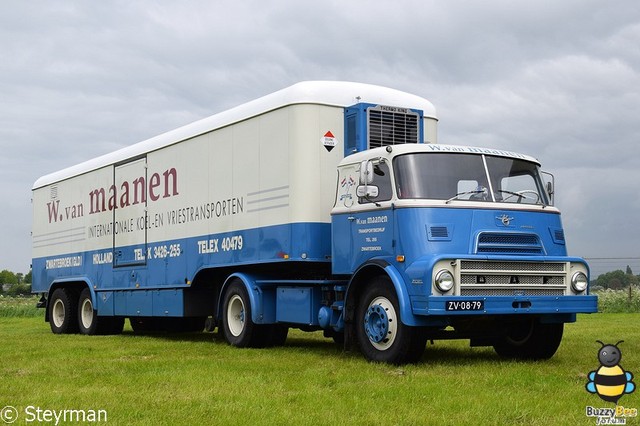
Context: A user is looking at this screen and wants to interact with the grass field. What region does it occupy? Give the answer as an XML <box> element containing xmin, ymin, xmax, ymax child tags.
<box><xmin>0</xmin><ymin>301</ymin><xmax>638</xmax><ymax>425</ymax></box>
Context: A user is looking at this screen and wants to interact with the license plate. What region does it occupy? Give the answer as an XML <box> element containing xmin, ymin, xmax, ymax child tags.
<box><xmin>446</xmin><ymin>300</ymin><xmax>484</xmax><ymax>311</ymax></box>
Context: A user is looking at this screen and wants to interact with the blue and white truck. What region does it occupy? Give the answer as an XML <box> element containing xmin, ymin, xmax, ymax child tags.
<box><xmin>32</xmin><ymin>81</ymin><xmax>597</xmax><ymax>364</ymax></box>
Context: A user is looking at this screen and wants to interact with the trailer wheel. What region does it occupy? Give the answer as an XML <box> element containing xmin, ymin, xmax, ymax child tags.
<box><xmin>221</xmin><ymin>280</ymin><xmax>263</xmax><ymax>348</ymax></box>
<box><xmin>49</xmin><ymin>288</ymin><xmax>79</xmax><ymax>334</ymax></box>
<box><xmin>78</xmin><ymin>288</ymin><xmax>124</xmax><ymax>335</ymax></box>
<box><xmin>355</xmin><ymin>276</ymin><xmax>426</xmax><ymax>364</ymax></box>
<box><xmin>493</xmin><ymin>319</ymin><xmax>563</xmax><ymax>360</ymax></box>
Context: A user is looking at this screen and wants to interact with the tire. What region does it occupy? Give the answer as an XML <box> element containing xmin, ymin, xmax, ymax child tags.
<box><xmin>78</xmin><ymin>288</ymin><xmax>124</xmax><ymax>335</ymax></box>
<box><xmin>355</xmin><ymin>276</ymin><xmax>427</xmax><ymax>364</ymax></box>
<box><xmin>221</xmin><ymin>280</ymin><xmax>267</xmax><ymax>348</ymax></box>
<box><xmin>49</xmin><ymin>288</ymin><xmax>79</xmax><ymax>334</ymax></box>
<box><xmin>493</xmin><ymin>319</ymin><xmax>563</xmax><ymax>360</ymax></box>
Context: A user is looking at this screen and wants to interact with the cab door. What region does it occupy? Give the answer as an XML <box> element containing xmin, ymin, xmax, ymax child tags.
<box><xmin>331</xmin><ymin>160</ymin><xmax>395</xmax><ymax>274</ymax></box>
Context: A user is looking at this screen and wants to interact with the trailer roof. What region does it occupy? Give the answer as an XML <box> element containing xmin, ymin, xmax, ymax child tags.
<box><xmin>32</xmin><ymin>81</ymin><xmax>437</xmax><ymax>189</ymax></box>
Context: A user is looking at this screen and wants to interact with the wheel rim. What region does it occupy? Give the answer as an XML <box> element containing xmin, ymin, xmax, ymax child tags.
<box><xmin>227</xmin><ymin>294</ymin><xmax>245</xmax><ymax>337</ymax></box>
<box><xmin>52</xmin><ymin>299</ymin><xmax>65</xmax><ymax>328</ymax></box>
<box><xmin>80</xmin><ymin>298</ymin><xmax>94</xmax><ymax>329</ymax></box>
<box><xmin>364</xmin><ymin>296</ymin><xmax>397</xmax><ymax>351</ymax></box>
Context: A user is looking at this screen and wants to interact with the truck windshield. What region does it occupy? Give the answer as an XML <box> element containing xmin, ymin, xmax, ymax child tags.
<box><xmin>393</xmin><ymin>153</ymin><xmax>549</xmax><ymax>205</ymax></box>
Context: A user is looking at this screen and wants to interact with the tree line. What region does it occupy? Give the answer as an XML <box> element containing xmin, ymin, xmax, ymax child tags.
<box><xmin>591</xmin><ymin>266</ymin><xmax>639</xmax><ymax>290</ymax></box>
<box><xmin>0</xmin><ymin>269</ymin><xmax>32</xmax><ymax>296</ymax></box>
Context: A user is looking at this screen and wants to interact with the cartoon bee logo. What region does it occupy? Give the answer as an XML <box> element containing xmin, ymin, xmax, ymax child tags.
<box><xmin>586</xmin><ymin>340</ymin><xmax>636</xmax><ymax>403</ymax></box>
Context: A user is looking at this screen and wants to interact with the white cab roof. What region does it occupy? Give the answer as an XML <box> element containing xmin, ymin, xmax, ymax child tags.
<box><xmin>340</xmin><ymin>144</ymin><xmax>540</xmax><ymax>165</ymax></box>
<box><xmin>33</xmin><ymin>81</ymin><xmax>437</xmax><ymax>189</ymax></box>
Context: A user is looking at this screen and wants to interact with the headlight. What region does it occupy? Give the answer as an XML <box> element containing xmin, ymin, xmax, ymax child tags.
<box><xmin>435</xmin><ymin>270</ymin><xmax>455</xmax><ymax>293</ymax></box>
<box><xmin>571</xmin><ymin>271</ymin><xmax>588</xmax><ymax>293</ymax></box>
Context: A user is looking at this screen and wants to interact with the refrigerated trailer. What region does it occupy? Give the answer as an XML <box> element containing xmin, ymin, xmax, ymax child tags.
<box><xmin>32</xmin><ymin>81</ymin><xmax>597</xmax><ymax>364</ymax></box>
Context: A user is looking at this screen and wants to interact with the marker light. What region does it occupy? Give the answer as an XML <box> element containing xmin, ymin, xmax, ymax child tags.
<box><xmin>571</xmin><ymin>271</ymin><xmax>588</xmax><ymax>293</ymax></box>
<box><xmin>435</xmin><ymin>270</ymin><xmax>454</xmax><ymax>293</ymax></box>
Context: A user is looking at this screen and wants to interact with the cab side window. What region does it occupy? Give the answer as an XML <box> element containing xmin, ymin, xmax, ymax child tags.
<box><xmin>360</xmin><ymin>162</ymin><xmax>392</xmax><ymax>204</ymax></box>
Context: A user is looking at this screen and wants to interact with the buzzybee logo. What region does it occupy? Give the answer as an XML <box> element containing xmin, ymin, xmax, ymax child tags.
<box><xmin>586</xmin><ymin>341</ymin><xmax>635</xmax><ymax>403</ymax></box>
<box><xmin>584</xmin><ymin>340</ymin><xmax>637</xmax><ymax>424</ymax></box>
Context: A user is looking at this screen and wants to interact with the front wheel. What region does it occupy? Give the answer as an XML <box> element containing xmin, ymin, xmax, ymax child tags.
<box><xmin>493</xmin><ymin>319</ymin><xmax>563</xmax><ymax>360</ymax></box>
<box><xmin>355</xmin><ymin>276</ymin><xmax>426</xmax><ymax>364</ymax></box>
<box><xmin>221</xmin><ymin>280</ymin><xmax>268</xmax><ymax>348</ymax></box>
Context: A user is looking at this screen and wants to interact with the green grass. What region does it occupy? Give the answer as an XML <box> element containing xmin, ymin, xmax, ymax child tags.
<box><xmin>0</xmin><ymin>295</ymin><xmax>41</xmax><ymax>317</ymax></box>
<box><xmin>0</xmin><ymin>311</ymin><xmax>638</xmax><ymax>425</ymax></box>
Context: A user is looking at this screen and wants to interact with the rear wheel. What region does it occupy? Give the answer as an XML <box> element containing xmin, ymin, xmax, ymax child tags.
<box><xmin>493</xmin><ymin>319</ymin><xmax>563</xmax><ymax>360</ymax></box>
<box><xmin>49</xmin><ymin>288</ymin><xmax>79</xmax><ymax>334</ymax></box>
<box><xmin>355</xmin><ymin>276</ymin><xmax>426</xmax><ymax>364</ymax></box>
<box><xmin>78</xmin><ymin>288</ymin><xmax>124</xmax><ymax>335</ymax></box>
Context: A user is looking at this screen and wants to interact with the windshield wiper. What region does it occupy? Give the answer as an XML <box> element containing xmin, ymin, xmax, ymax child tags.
<box><xmin>496</xmin><ymin>189</ymin><xmax>542</xmax><ymax>205</ymax></box>
<box><xmin>445</xmin><ymin>189</ymin><xmax>487</xmax><ymax>204</ymax></box>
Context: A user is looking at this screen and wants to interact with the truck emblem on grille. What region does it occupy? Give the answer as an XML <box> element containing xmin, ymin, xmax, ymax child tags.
<box><xmin>497</xmin><ymin>214</ymin><xmax>514</xmax><ymax>226</ymax></box>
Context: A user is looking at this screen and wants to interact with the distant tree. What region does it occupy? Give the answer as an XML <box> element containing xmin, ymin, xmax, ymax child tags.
<box><xmin>24</xmin><ymin>270</ymin><xmax>32</xmax><ymax>284</ymax></box>
<box><xmin>0</xmin><ymin>270</ymin><xmax>17</xmax><ymax>285</ymax></box>
<box><xmin>627</xmin><ymin>265</ymin><xmax>634</xmax><ymax>275</ymax></box>
<box><xmin>16</xmin><ymin>272</ymin><xmax>24</xmax><ymax>284</ymax></box>
<box><xmin>596</xmin><ymin>269</ymin><xmax>638</xmax><ymax>289</ymax></box>
<box><xmin>7</xmin><ymin>283</ymin><xmax>31</xmax><ymax>296</ymax></box>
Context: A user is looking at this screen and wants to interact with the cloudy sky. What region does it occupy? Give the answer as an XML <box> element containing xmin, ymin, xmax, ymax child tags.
<box><xmin>1</xmin><ymin>1</ymin><xmax>639</xmax><ymax>277</ymax></box>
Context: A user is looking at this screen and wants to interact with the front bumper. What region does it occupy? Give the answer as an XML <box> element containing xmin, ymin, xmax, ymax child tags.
<box><xmin>411</xmin><ymin>294</ymin><xmax>598</xmax><ymax>316</ymax></box>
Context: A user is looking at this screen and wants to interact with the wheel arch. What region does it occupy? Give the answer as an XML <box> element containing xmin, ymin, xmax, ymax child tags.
<box><xmin>216</xmin><ymin>272</ymin><xmax>272</xmax><ymax>324</ymax></box>
<box><xmin>45</xmin><ymin>278</ymin><xmax>93</xmax><ymax>322</ymax></box>
<box><xmin>344</xmin><ymin>260</ymin><xmax>417</xmax><ymax>328</ymax></box>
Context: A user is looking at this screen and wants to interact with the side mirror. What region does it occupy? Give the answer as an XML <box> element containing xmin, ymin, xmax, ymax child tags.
<box><xmin>359</xmin><ymin>161</ymin><xmax>374</xmax><ymax>185</ymax></box>
<box><xmin>542</xmin><ymin>171</ymin><xmax>555</xmax><ymax>205</ymax></box>
<box><xmin>356</xmin><ymin>185</ymin><xmax>379</xmax><ymax>198</ymax></box>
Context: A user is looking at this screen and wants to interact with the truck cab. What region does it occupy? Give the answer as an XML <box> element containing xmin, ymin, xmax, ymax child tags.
<box><xmin>331</xmin><ymin>142</ymin><xmax>596</xmax><ymax>363</ymax></box>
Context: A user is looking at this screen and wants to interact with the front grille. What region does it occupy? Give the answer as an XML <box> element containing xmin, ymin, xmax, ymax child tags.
<box><xmin>461</xmin><ymin>288</ymin><xmax>564</xmax><ymax>296</ymax></box>
<box><xmin>476</xmin><ymin>232</ymin><xmax>544</xmax><ymax>255</ymax></box>
<box><xmin>460</xmin><ymin>275</ymin><xmax>564</xmax><ymax>285</ymax></box>
<box><xmin>460</xmin><ymin>261</ymin><xmax>565</xmax><ymax>273</ymax></box>
<box><xmin>368</xmin><ymin>106</ymin><xmax>419</xmax><ymax>148</ymax></box>
<box><xmin>458</xmin><ymin>260</ymin><xmax>566</xmax><ymax>296</ymax></box>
